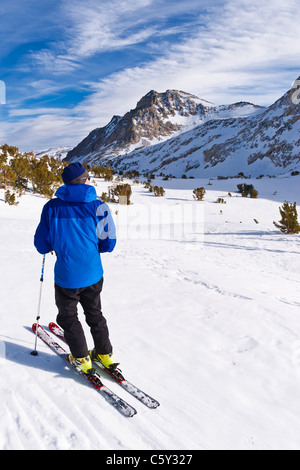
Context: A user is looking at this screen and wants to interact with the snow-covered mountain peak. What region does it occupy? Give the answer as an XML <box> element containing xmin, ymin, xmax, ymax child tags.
<box><xmin>34</xmin><ymin>146</ymin><xmax>73</xmax><ymax>161</ymax></box>
<box><xmin>105</xmin><ymin>80</ymin><xmax>299</xmax><ymax>178</ymax></box>
<box><xmin>66</xmin><ymin>88</ymin><xmax>262</xmax><ymax>166</ymax></box>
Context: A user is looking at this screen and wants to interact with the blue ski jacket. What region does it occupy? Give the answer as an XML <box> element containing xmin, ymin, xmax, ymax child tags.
<box><xmin>34</xmin><ymin>184</ymin><xmax>116</xmax><ymax>289</ymax></box>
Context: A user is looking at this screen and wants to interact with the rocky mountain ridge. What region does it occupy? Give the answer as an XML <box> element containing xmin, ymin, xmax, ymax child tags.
<box><xmin>66</xmin><ymin>79</ymin><xmax>299</xmax><ymax>177</ymax></box>
<box><xmin>66</xmin><ymin>89</ymin><xmax>263</xmax><ymax>166</ymax></box>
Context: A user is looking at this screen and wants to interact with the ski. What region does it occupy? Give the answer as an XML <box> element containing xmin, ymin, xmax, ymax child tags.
<box><xmin>49</xmin><ymin>322</ymin><xmax>160</xmax><ymax>409</ymax></box>
<box><xmin>32</xmin><ymin>324</ymin><xmax>137</xmax><ymax>418</ymax></box>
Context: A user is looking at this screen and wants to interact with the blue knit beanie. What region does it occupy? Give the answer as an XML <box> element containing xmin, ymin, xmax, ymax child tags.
<box><xmin>62</xmin><ymin>163</ymin><xmax>88</xmax><ymax>184</ymax></box>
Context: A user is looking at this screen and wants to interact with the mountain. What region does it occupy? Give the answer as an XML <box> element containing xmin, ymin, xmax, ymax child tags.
<box><xmin>66</xmin><ymin>79</ymin><xmax>299</xmax><ymax>177</ymax></box>
<box><xmin>66</xmin><ymin>89</ymin><xmax>262</xmax><ymax>166</ymax></box>
<box><xmin>109</xmin><ymin>79</ymin><xmax>300</xmax><ymax>178</ymax></box>
<box><xmin>34</xmin><ymin>146</ymin><xmax>73</xmax><ymax>161</ymax></box>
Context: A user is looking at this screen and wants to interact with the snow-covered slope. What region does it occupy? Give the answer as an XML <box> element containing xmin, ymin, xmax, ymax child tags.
<box><xmin>0</xmin><ymin>174</ymin><xmax>300</xmax><ymax>450</ymax></box>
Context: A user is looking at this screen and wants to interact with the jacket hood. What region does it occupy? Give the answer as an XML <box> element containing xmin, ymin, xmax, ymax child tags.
<box><xmin>55</xmin><ymin>184</ymin><xmax>97</xmax><ymax>203</ymax></box>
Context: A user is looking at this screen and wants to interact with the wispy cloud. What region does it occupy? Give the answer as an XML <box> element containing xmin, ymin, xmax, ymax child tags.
<box><xmin>30</xmin><ymin>0</ymin><xmax>178</xmax><ymax>73</ymax></box>
<box><xmin>74</xmin><ymin>0</ymin><xmax>300</xmax><ymax>119</ymax></box>
<box><xmin>1</xmin><ymin>0</ymin><xmax>299</xmax><ymax>151</ymax></box>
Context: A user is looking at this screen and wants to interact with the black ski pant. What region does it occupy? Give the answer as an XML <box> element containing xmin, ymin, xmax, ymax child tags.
<box><xmin>54</xmin><ymin>277</ymin><xmax>112</xmax><ymax>358</ymax></box>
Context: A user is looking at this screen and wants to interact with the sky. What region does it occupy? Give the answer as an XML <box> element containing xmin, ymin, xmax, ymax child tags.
<box><xmin>0</xmin><ymin>0</ymin><xmax>299</xmax><ymax>152</ymax></box>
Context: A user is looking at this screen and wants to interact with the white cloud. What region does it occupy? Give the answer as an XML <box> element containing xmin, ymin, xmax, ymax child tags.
<box><xmin>79</xmin><ymin>0</ymin><xmax>300</xmax><ymax>104</ymax></box>
<box><xmin>30</xmin><ymin>0</ymin><xmax>222</xmax><ymax>74</ymax></box>
<box><xmin>8</xmin><ymin>107</ymin><xmax>67</xmax><ymax>117</ymax></box>
<box><xmin>74</xmin><ymin>0</ymin><xmax>300</xmax><ymax>120</ymax></box>
<box><xmin>31</xmin><ymin>0</ymin><xmax>169</xmax><ymax>73</ymax></box>
<box><xmin>32</xmin><ymin>51</ymin><xmax>81</xmax><ymax>74</ymax></box>
<box><xmin>3</xmin><ymin>0</ymin><xmax>300</xmax><ymax>151</ymax></box>
<box><xmin>0</xmin><ymin>113</ymin><xmax>85</xmax><ymax>151</ymax></box>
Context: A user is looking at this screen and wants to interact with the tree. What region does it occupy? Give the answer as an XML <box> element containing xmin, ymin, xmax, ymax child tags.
<box><xmin>101</xmin><ymin>192</ymin><xmax>110</xmax><ymax>203</ymax></box>
<box><xmin>0</xmin><ymin>145</ymin><xmax>66</xmax><ymax>202</ymax></box>
<box><xmin>153</xmin><ymin>186</ymin><xmax>165</xmax><ymax>197</ymax></box>
<box><xmin>0</xmin><ymin>164</ymin><xmax>16</xmax><ymax>190</ymax></box>
<box><xmin>111</xmin><ymin>183</ymin><xmax>132</xmax><ymax>205</ymax></box>
<box><xmin>273</xmin><ymin>201</ymin><xmax>300</xmax><ymax>234</ymax></box>
<box><xmin>0</xmin><ymin>144</ymin><xmax>18</xmax><ymax>161</ymax></box>
<box><xmin>124</xmin><ymin>170</ymin><xmax>140</xmax><ymax>179</ymax></box>
<box><xmin>237</xmin><ymin>183</ymin><xmax>258</xmax><ymax>198</ymax></box>
<box><xmin>31</xmin><ymin>159</ymin><xmax>56</xmax><ymax>198</ymax></box>
<box><xmin>104</xmin><ymin>169</ymin><xmax>114</xmax><ymax>182</ymax></box>
<box><xmin>0</xmin><ymin>146</ymin><xmax>8</xmax><ymax>167</ymax></box>
<box><xmin>88</xmin><ymin>165</ymin><xmax>114</xmax><ymax>181</ymax></box>
<box><xmin>0</xmin><ymin>145</ymin><xmax>17</xmax><ymax>189</ymax></box>
<box><xmin>193</xmin><ymin>187</ymin><xmax>205</xmax><ymax>201</ymax></box>
<box><xmin>4</xmin><ymin>189</ymin><xmax>19</xmax><ymax>205</ymax></box>
<box><xmin>48</xmin><ymin>157</ymin><xmax>65</xmax><ymax>184</ymax></box>
<box><xmin>249</xmin><ymin>188</ymin><xmax>258</xmax><ymax>199</ymax></box>
<box><xmin>10</xmin><ymin>153</ymin><xmax>32</xmax><ymax>193</ymax></box>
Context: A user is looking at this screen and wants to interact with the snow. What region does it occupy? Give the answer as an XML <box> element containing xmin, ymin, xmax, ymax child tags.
<box><xmin>34</xmin><ymin>146</ymin><xmax>73</xmax><ymax>160</ymax></box>
<box><xmin>0</xmin><ymin>174</ymin><xmax>300</xmax><ymax>450</ymax></box>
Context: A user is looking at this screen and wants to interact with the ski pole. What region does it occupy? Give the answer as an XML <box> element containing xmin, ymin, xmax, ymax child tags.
<box><xmin>31</xmin><ymin>254</ymin><xmax>46</xmax><ymax>356</ymax></box>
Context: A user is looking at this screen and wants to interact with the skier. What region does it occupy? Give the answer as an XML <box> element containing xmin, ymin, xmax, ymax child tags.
<box><xmin>34</xmin><ymin>162</ymin><xmax>117</xmax><ymax>374</ymax></box>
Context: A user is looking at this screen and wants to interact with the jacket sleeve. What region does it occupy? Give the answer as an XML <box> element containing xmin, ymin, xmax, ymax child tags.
<box><xmin>34</xmin><ymin>203</ymin><xmax>52</xmax><ymax>254</ymax></box>
<box><xmin>96</xmin><ymin>202</ymin><xmax>117</xmax><ymax>253</ymax></box>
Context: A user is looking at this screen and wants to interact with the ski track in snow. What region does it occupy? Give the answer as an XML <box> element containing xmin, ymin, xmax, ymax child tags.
<box><xmin>0</xmin><ymin>176</ymin><xmax>300</xmax><ymax>450</ymax></box>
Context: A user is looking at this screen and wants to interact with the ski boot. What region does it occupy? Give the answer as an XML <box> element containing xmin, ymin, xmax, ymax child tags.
<box><xmin>68</xmin><ymin>354</ymin><xmax>94</xmax><ymax>374</ymax></box>
<box><xmin>89</xmin><ymin>349</ymin><xmax>119</xmax><ymax>370</ymax></box>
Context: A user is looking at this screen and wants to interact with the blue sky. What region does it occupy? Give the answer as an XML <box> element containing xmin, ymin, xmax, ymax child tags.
<box><xmin>0</xmin><ymin>0</ymin><xmax>299</xmax><ymax>151</ymax></box>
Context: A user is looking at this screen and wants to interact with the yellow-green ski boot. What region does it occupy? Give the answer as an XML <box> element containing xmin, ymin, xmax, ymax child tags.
<box><xmin>89</xmin><ymin>349</ymin><xmax>119</xmax><ymax>370</ymax></box>
<box><xmin>68</xmin><ymin>354</ymin><xmax>93</xmax><ymax>373</ymax></box>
